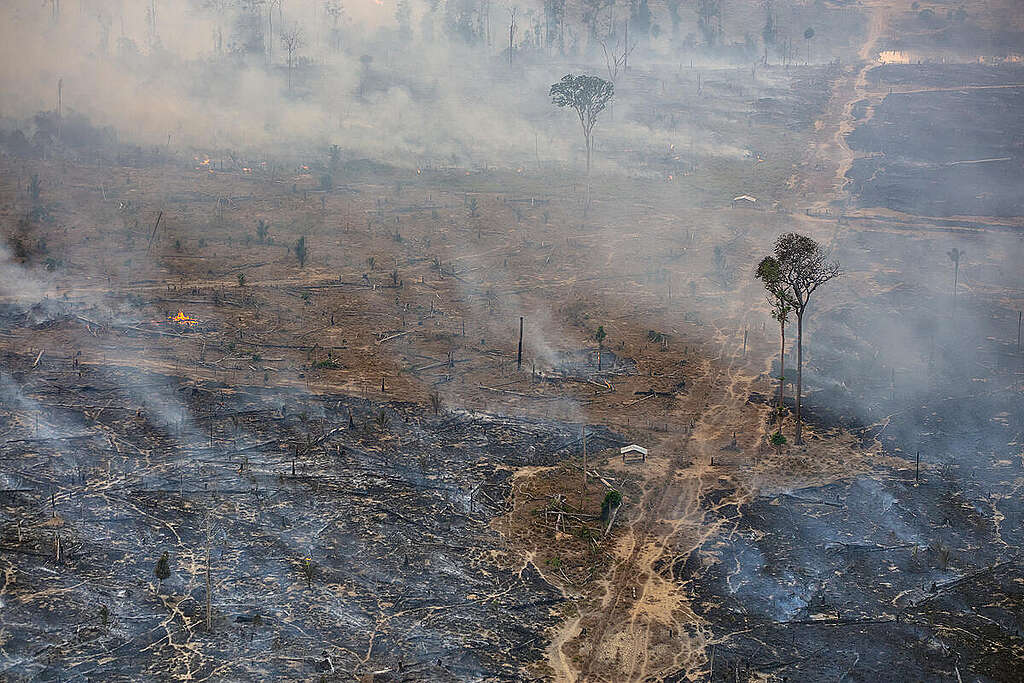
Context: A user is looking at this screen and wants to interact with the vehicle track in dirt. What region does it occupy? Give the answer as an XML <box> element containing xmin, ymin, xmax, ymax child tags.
<box><xmin>562</xmin><ymin>325</ymin><xmax>770</xmax><ymax>682</ymax></box>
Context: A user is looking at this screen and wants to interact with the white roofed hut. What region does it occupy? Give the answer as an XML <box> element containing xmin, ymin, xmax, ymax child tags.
<box><xmin>620</xmin><ymin>444</ymin><xmax>648</xmax><ymax>463</ymax></box>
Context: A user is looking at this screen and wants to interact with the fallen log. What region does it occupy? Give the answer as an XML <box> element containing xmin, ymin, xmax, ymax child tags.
<box><xmin>377</xmin><ymin>331</ymin><xmax>411</xmax><ymax>344</ymax></box>
<box><xmin>477</xmin><ymin>385</ymin><xmax>560</xmax><ymax>401</ymax></box>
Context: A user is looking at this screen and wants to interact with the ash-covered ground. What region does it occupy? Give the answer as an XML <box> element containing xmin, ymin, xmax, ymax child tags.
<box><xmin>0</xmin><ymin>339</ymin><xmax>622</xmax><ymax>681</ymax></box>
<box><xmin>847</xmin><ymin>64</ymin><xmax>1024</xmax><ymax>217</ymax></box>
<box><xmin>2</xmin><ymin>1</ymin><xmax>1023</xmax><ymax>681</ymax></box>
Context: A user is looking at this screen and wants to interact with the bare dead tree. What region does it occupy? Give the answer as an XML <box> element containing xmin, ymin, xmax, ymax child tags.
<box><xmin>599</xmin><ymin>27</ymin><xmax>637</xmax><ymax>83</ymax></box>
<box><xmin>280</xmin><ymin>26</ymin><xmax>303</xmax><ymax>94</ymax></box>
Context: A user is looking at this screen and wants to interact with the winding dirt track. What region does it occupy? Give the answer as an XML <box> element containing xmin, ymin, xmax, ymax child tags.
<box><xmin>551</xmin><ymin>4</ymin><xmax>899</xmax><ymax>681</ymax></box>
<box><xmin>556</xmin><ymin>324</ymin><xmax>768</xmax><ymax>682</ymax></box>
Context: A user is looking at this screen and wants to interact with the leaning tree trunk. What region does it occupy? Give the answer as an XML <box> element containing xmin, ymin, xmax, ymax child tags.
<box><xmin>795</xmin><ymin>313</ymin><xmax>804</xmax><ymax>444</ymax></box>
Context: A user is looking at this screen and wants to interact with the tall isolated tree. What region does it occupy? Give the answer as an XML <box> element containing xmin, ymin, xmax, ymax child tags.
<box><xmin>280</xmin><ymin>26</ymin><xmax>303</xmax><ymax>94</ymax></box>
<box><xmin>769</xmin><ymin>233</ymin><xmax>840</xmax><ymax>444</ymax></box>
<box><xmin>550</xmin><ymin>74</ymin><xmax>614</xmax><ymax>182</ymax></box>
<box><xmin>756</xmin><ymin>256</ymin><xmax>794</xmax><ymax>420</ymax></box>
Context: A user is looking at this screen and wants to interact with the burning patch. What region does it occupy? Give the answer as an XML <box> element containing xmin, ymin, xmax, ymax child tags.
<box><xmin>169</xmin><ymin>310</ymin><xmax>199</xmax><ymax>327</ymax></box>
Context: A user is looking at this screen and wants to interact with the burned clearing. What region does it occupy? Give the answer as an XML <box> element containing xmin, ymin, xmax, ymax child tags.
<box><xmin>847</xmin><ymin>82</ymin><xmax>1024</xmax><ymax>217</ymax></box>
<box><xmin>2</xmin><ymin>0</ymin><xmax>1024</xmax><ymax>681</ymax></box>
<box><xmin>1</xmin><ymin>346</ymin><xmax>625</xmax><ymax>679</ymax></box>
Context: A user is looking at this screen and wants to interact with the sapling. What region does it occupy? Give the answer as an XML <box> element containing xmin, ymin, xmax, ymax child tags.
<box><xmin>154</xmin><ymin>551</ymin><xmax>171</xmax><ymax>592</ymax></box>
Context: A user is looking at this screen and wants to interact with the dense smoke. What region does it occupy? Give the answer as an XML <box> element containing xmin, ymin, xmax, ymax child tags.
<box><xmin>0</xmin><ymin>0</ymin><xmax>858</xmax><ymax>169</ymax></box>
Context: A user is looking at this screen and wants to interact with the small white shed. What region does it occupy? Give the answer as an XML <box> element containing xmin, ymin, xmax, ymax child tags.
<box><xmin>620</xmin><ymin>444</ymin><xmax>648</xmax><ymax>463</ymax></box>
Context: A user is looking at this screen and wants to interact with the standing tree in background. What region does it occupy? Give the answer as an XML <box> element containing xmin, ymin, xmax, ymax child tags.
<box><xmin>280</xmin><ymin>26</ymin><xmax>303</xmax><ymax>94</ymax></box>
<box><xmin>803</xmin><ymin>27</ymin><xmax>815</xmax><ymax>63</ymax></box>
<box><xmin>756</xmin><ymin>256</ymin><xmax>794</xmax><ymax>420</ymax></box>
<box><xmin>395</xmin><ymin>0</ymin><xmax>413</xmax><ymax>40</ymax></box>
<box><xmin>550</xmin><ymin>74</ymin><xmax>614</xmax><ymax>206</ymax></box>
<box><xmin>769</xmin><ymin>233</ymin><xmax>840</xmax><ymax>444</ymax></box>
<box><xmin>762</xmin><ymin>0</ymin><xmax>777</xmax><ymax>60</ymax></box>
<box><xmin>697</xmin><ymin>0</ymin><xmax>722</xmax><ymax>47</ymax></box>
<box><xmin>508</xmin><ymin>7</ymin><xmax>517</xmax><ymax>65</ymax></box>
<box><xmin>544</xmin><ymin>0</ymin><xmax>565</xmax><ymax>54</ymax></box>
<box><xmin>667</xmin><ymin>0</ymin><xmax>684</xmax><ymax>40</ymax></box>
<box><xmin>295</xmin><ymin>236</ymin><xmax>308</xmax><ymax>267</ymax></box>
<box><xmin>267</xmin><ymin>0</ymin><xmax>281</xmax><ymax>63</ymax></box>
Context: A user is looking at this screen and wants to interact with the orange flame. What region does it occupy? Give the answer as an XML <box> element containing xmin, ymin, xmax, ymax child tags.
<box><xmin>169</xmin><ymin>310</ymin><xmax>199</xmax><ymax>327</ymax></box>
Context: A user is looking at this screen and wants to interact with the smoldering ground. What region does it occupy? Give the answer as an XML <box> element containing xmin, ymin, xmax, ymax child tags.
<box><xmin>1</xmin><ymin>0</ymin><xmax>1024</xmax><ymax>681</ymax></box>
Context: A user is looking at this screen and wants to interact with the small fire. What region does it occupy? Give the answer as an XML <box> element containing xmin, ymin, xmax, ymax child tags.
<box><xmin>169</xmin><ymin>310</ymin><xmax>199</xmax><ymax>327</ymax></box>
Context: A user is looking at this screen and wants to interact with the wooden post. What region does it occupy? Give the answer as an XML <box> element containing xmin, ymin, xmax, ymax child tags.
<box><xmin>206</xmin><ymin>536</ymin><xmax>212</xmax><ymax>630</ymax></box>
<box><xmin>57</xmin><ymin>78</ymin><xmax>62</xmax><ymax>140</ymax></box>
<box><xmin>742</xmin><ymin>328</ymin><xmax>748</xmax><ymax>357</ymax></box>
<box><xmin>517</xmin><ymin>316</ymin><xmax>524</xmax><ymax>371</ymax></box>
<box><xmin>580</xmin><ymin>426</ymin><xmax>587</xmax><ymax>509</ymax></box>
<box><xmin>1017</xmin><ymin>311</ymin><xmax>1021</xmax><ymax>352</ymax></box>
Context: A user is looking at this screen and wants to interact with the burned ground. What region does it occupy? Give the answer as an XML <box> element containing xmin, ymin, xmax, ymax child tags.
<box><xmin>1</xmin><ymin>1</ymin><xmax>1023</xmax><ymax>681</ymax></box>
<box><xmin>683</xmin><ymin>466</ymin><xmax>1023</xmax><ymax>681</ymax></box>
<box><xmin>0</xmin><ymin>344</ymin><xmax>627</xmax><ymax>680</ymax></box>
<box><xmin>846</xmin><ymin>83</ymin><xmax>1024</xmax><ymax>217</ymax></box>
